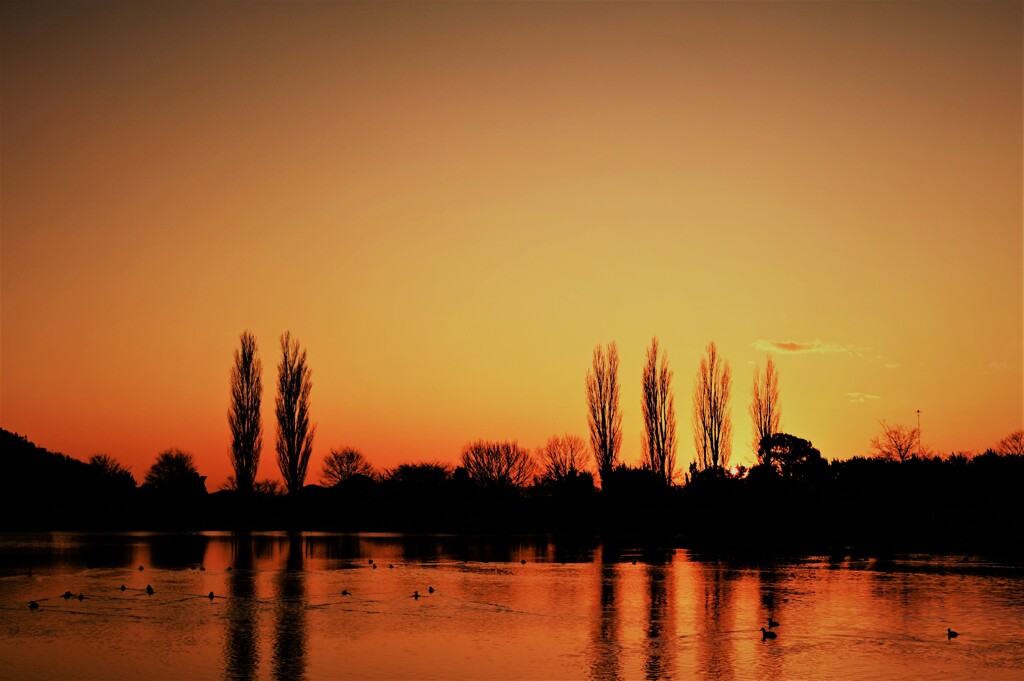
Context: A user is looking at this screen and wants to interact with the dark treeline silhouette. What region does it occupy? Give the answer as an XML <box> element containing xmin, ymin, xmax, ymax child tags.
<box><xmin>3</xmin><ymin>425</ymin><xmax>1023</xmax><ymax>554</ymax></box>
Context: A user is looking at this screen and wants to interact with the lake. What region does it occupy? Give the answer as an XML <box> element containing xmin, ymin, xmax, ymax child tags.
<box><xmin>1</xmin><ymin>532</ymin><xmax>1022</xmax><ymax>680</ymax></box>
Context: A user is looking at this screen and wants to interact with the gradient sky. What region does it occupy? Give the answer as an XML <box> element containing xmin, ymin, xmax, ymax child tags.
<box><xmin>2</xmin><ymin>1</ymin><xmax>1021</xmax><ymax>488</ymax></box>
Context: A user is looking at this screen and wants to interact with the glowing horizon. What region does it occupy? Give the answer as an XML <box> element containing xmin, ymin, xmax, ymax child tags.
<box><xmin>2</xmin><ymin>1</ymin><xmax>1021</xmax><ymax>488</ymax></box>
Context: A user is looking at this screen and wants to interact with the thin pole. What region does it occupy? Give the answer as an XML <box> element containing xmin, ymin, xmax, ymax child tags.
<box><xmin>916</xmin><ymin>409</ymin><xmax>921</xmax><ymax>455</ymax></box>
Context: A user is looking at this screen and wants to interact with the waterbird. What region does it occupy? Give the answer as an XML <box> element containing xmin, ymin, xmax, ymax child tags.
<box><xmin>768</xmin><ymin>617</ymin><xmax>780</xmax><ymax>629</ymax></box>
<box><xmin>632</xmin><ymin>560</ymin><xmax>637</xmax><ymax>565</ymax></box>
<box><xmin>427</xmin><ymin>586</ymin><xmax>434</xmax><ymax>594</ymax></box>
<box><xmin>62</xmin><ymin>591</ymin><xmax>73</xmax><ymax>600</ymax></box>
<box><xmin>208</xmin><ymin>592</ymin><xmax>215</xmax><ymax>600</ymax></box>
<box><xmin>227</xmin><ymin>567</ymin><xmax>233</xmax><ymax>572</ymax></box>
<box><xmin>146</xmin><ymin>585</ymin><xmax>155</xmax><ymax>595</ymax></box>
<box><xmin>761</xmin><ymin>627</ymin><xmax>777</xmax><ymax>641</ymax></box>
<box><xmin>372</xmin><ymin>564</ymin><xmax>377</xmax><ymax>570</ymax></box>
<box><xmin>341</xmin><ymin>589</ymin><xmax>350</xmax><ymax>596</ymax></box>
<box><xmin>138</xmin><ymin>565</ymin><xmax>144</xmax><ymax>571</ymax></box>
<box><xmin>388</xmin><ymin>564</ymin><xmax>394</xmax><ymax>569</ymax></box>
<box><xmin>29</xmin><ymin>601</ymin><xmax>39</xmax><ymax>610</ymax></box>
<box><xmin>412</xmin><ymin>591</ymin><xmax>420</xmax><ymax>600</ymax></box>
<box><xmin>76</xmin><ymin>593</ymin><xmax>84</xmax><ymax>601</ymax></box>
<box><xmin>120</xmin><ymin>585</ymin><xmax>127</xmax><ymax>591</ymax></box>
<box><xmin>368</xmin><ymin>559</ymin><xmax>374</xmax><ymax>564</ymax></box>
<box><xmin>200</xmin><ymin>566</ymin><xmax>205</xmax><ymax>571</ymax></box>
<box><xmin>948</xmin><ymin>628</ymin><xmax>959</xmax><ymax>640</ymax></box>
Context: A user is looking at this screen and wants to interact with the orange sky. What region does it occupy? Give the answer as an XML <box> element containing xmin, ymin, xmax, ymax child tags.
<box><xmin>2</xmin><ymin>1</ymin><xmax>1021</xmax><ymax>488</ymax></box>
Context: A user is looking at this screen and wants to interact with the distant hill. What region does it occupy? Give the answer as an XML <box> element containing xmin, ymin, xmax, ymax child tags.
<box><xmin>0</xmin><ymin>428</ymin><xmax>133</xmax><ymax>529</ymax></box>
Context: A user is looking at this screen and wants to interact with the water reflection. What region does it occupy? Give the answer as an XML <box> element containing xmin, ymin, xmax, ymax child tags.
<box><xmin>696</xmin><ymin>562</ymin><xmax>735</xmax><ymax>681</ymax></box>
<box><xmin>643</xmin><ymin>551</ymin><xmax>676</xmax><ymax>680</ymax></box>
<box><xmin>590</xmin><ymin>546</ymin><xmax>622</xmax><ymax>681</ymax></box>
<box><xmin>224</xmin><ymin>535</ymin><xmax>259</xmax><ymax>681</ymax></box>
<box><xmin>273</xmin><ymin>534</ymin><xmax>307</xmax><ymax>681</ymax></box>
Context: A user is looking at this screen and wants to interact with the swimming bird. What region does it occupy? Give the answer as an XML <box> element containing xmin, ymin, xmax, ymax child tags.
<box><xmin>62</xmin><ymin>591</ymin><xmax>73</xmax><ymax>600</ymax></box>
<box><xmin>76</xmin><ymin>593</ymin><xmax>84</xmax><ymax>601</ymax></box>
<box><xmin>427</xmin><ymin>586</ymin><xmax>435</xmax><ymax>594</ymax></box>
<box><xmin>388</xmin><ymin>564</ymin><xmax>394</xmax><ymax>569</ymax></box>
<box><xmin>368</xmin><ymin>559</ymin><xmax>374</xmax><ymax>565</ymax></box>
<box><xmin>120</xmin><ymin>585</ymin><xmax>127</xmax><ymax>591</ymax></box>
<box><xmin>146</xmin><ymin>585</ymin><xmax>154</xmax><ymax>595</ymax></box>
<box><xmin>200</xmin><ymin>566</ymin><xmax>205</xmax><ymax>572</ymax></box>
<box><xmin>372</xmin><ymin>564</ymin><xmax>377</xmax><ymax>570</ymax></box>
<box><xmin>208</xmin><ymin>592</ymin><xmax>215</xmax><ymax>600</ymax></box>
<box><xmin>521</xmin><ymin>559</ymin><xmax>526</xmax><ymax>565</ymax></box>
<box><xmin>227</xmin><ymin>567</ymin><xmax>233</xmax><ymax>572</ymax></box>
<box><xmin>341</xmin><ymin>589</ymin><xmax>350</xmax><ymax>596</ymax></box>
<box><xmin>768</xmin><ymin>617</ymin><xmax>780</xmax><ymax>629</ymax></box>
<box><xmin>761</xmin><ymin>627</ymin><xmax>777</xmax><ymax>641</ymax></box>
<box><xmin>412</xmin><ymin>591</ymin><xmax>420</xmax><ymax>600</ymax></box>
<box><xmin>138</xmin><ymin>565</ymin><xmax>144</xmax><ymax>572</ymax></box>
<box><xmin>632</xmin><ymin>560</ymin><xmax>637</xmax><ymax>565</ymax></box>
<box><xmin>948</xmin><ymin>628</ymin><xmax>959</xmax><ymax>639</ymax></box>
<box><xmin>29</xmin><ymin>601</ymin><xmax>39</xmax><ymax>610</ymax></box>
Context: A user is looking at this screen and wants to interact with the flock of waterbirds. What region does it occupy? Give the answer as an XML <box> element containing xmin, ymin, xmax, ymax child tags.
<box><xmin>21</xmin><ymin>560</ymin><xmax>962</xmax><ymax>642</ymax></box>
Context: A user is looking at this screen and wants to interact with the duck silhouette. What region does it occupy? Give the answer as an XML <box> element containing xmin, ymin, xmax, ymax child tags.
<box><xmin>146</xmin><ymin>585</ymin><xmax>155</xmax><ymax>595</ymax></box>
<box><xmin>29</xmin><ymin>601</ymin><xmax>39</xmax><ymax>610</ymax></box>
<box><xmin>947</xmin><ymin>628</ymin><xmax>959</xmax><ymax>639</ymax></box>
<box><xmin>761</xmin><ymin>627</ymin><xmax>777</xmax><ymax>641</ymax></box>
<box><xmin>412</xmin><ymin>591</ymin><xmax>420</xmax><ymax>599</ymax></box>
<box><xmin>76</xmin><ymin>593</ymin><xmax>84</xmax><ymax>601</ymax></box>
<box><xmin>427</xmin><ymin>586</ymin><xmax>435</xmax><ymax>594</ymax></box>
<box><xmin>768</xmin><ymin>616</ymin><xmax>780</xmax><ymax>629</ymax></box>
<box><xmin>208</xmin><ymin>592</ymin><xmax>215</xmax><ymax>600</ymax></box>
<box><xmin>138</xmin><ymin>565</ymin><xmax>144</xmax><ymax>572</ymax></box>
<box><xmin>62</xmin><ymin>591</ymin><xmax>73</xmax><ymax>600</ymax></box>
<box><xmin>341</xmin><ymin>589</ymin><xmax>350</xmax><ymax>596</ymax></box>
<box><xmin>120</xmin><ymin>585</ymin><xmax>127</xmax><ymax>591</ymax></box>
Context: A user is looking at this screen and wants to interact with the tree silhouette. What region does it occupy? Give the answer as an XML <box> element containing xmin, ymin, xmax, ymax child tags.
<box><xmin>321</xmin><ymin>447</ymin><xmax>375</xmax><ymax>486</ymax></box>
<box><xmin>995</xmin><ymin>430</ymin><xmax>1024</xmax><ymax>456</ymax></box>
<box><xmin>586</xmin><ymin>342</ymin><xmax>622</xmax><ymax>484</ymax></box>
<box><xmin>275</xmin><ymin>332</ymin><xmax>315</xmax><ymax>495</ymax></box>
<box><xmin>228</xmin><ymin>330</ymin><xmax>263</xmax><ymax>496</ymax></box>
<box><xmin>88</xmin><ymin>453</ymin><xmax>136</xmax><ymax>486</ymax></box>
<box><xmin>536</xmin><ymin>434</ymin><xmax>591</xmax><ymax>482</ymax></box>
<box><xmin>757</xmin><ymin>433</ymin><xmax>823</xmax><ymax>478</ymax></box>
<box><xmin>144</xmin><ymin>449</ymin><xmax>206</xmax><ymax>496</ymax></box>
<box><xmin>460</xmin><ymin>440</ymin><xmax>536</xmax><ymax>488</ymax></box>
<box><xmin>641</xmin><ymin>337</ymin><xmax>677</xmax><ymax>484</ymax></box>
<box><xmin>870</xmin><ymin>420</ymin><xmax>918</xmax><ymax>462</ymax></box>
<box><xmin>749</xmin><ymin>355</ymin><xmax>780</xmax><ymax>460</ymax></box>
<box><xmin>692</xmin><ymin>341</ymin><xmax>732</xmax><ymax>471</ymax></box>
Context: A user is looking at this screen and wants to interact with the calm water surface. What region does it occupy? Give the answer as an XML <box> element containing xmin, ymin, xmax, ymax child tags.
<box><xmin>1</xmin><ymin>532</ymin><xmax>1022</xmax><ymax>680</ymax></box>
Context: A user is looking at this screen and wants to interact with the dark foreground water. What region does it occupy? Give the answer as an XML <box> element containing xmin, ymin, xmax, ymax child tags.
<box><xmin>1</xmin><ymin>532</ymin><xmax>1022</xmax><ymax>680</ymax></box>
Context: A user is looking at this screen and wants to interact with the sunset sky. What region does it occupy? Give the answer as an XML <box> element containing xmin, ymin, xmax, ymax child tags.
<box><xmin>2</xmin><ymin>1</ymin><xmax>1021</xmax><ymax>488</ymax></box>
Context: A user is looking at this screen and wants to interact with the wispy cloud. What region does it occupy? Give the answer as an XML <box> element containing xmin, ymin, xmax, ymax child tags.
<box><xmin>752</xmin><ymin>338</ymin><xmax>869</xmax><ymax>355</ymax></box>
<box><xmin>884</xmin><ymin>363</ymin><xmax>902</xmax><ymax>369</ymax></box>
<box><xmin>847</xmin><ymin>392</ymin><xmax>881</xmax><ymax>403</ymax></box>
<box><xmin>990</xmin><ymin>361</ymin><xmax>1009</xmax><ymax>371</ymax></box>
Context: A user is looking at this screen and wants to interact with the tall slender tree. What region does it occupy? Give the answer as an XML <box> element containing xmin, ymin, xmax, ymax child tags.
<box><xmin>641</xmin><ymin>337</ymin><xmax>677</xmax><ymax>484</ymax></box>
<box><xmin>749</xmin><ymin>354</ymin><xmax>780</xmax><ymax>461</ymax></box>
<box><xmin>692</xmin><ymin>341</ymin><xmax>732</xmax><ymax>471</ymax></box>
<box><xmin>586</xmin><ymin>341</ymin><xmax>622</xmax><ymax>484</ymax></box>
<box><xmin>276</xmin><ymin>332</ymin><xmax>315</xmax><ymax>495</ymax></box>
<box><xmin>228</xmin><ymin>331</ymin><xmax>263</xmax><ymax>495</ymax></box>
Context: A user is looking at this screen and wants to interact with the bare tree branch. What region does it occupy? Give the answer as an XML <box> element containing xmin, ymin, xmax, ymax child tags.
<box><xmin>460</xmin><ymin>440</ymin><xmax>536</xmax><ymax>488</ymax></box>
<box><xmin>870</xmin><ymin>420</ymin><xmax>919</xmax><ymax>462</ymax></box>
<box><xmin>536</xmin><ymin>434</ymin><xmax>591</xmax><ymax>481</ymax></box>
<box><xmin>276</xmin><ymin>332</ymin><xmax>315</xmax><ymax>495</ymax></box>
<box><xmin>641</xmin><ymin>337</ymin><xmax>677</xmax><ymax>484</ymax></box>
<box><xmin>586</xmin><ymin>341</ymin><xmax>622</xmax><ymax>484</ymax></box>
<box><xmin>692</xmin><ymin>341</ymin><xmax>733</xmax><ymax>471</ymax></box>
<box><xmin>322</xmin><ymin>447</ymin><xmax>375</xmax><ymax>486</ymax></box>
<box><xmin>750</xmin><ymin>354</ymin><xmax>781</xmax><ymax>462</ymax></box>
<box><xmin>228</xmin><ymin>330</ymin><xmax>262</xmax><ymax>495</ymax></box>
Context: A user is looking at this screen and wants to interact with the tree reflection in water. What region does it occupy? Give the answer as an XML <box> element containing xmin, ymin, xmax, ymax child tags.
<box><xmin>697</xmin><ymin>562</ymin><xmax>735</xmax><ymax>681</ymax></box>
<box><xmin>590</xmin><ymin>546</ymin><xmax>622</xmax><ymax>681</ymax></box>
<box><xmin>224</xmin><ymin>534</ymin><xmax>259</xmax><ymax>681</ymax></box>
<box><xmin>643</xmin><ymin>550</ymin><xmax>676</xmax><ymax>680</ymax></box>
<box><xmin>272</xmin><ymin>533</ymin><xmax>308</xmax><ymax>681</ymax></box>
